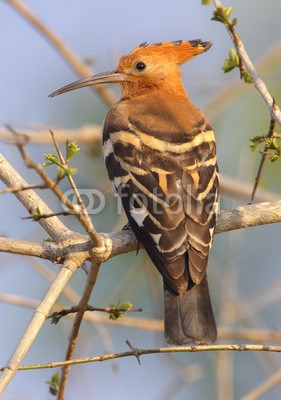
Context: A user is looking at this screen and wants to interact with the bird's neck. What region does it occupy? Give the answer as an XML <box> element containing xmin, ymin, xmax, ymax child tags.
<box><xmin>120</xmin><ymin>79</ymin><xmax>190</xmax><ymax>102</ymax></box>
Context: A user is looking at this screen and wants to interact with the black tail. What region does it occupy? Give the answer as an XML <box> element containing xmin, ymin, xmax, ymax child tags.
<box><xmin>164</xmin><ymin>276</ymin><xmax>217</xmax><ymax>345</ymax></box>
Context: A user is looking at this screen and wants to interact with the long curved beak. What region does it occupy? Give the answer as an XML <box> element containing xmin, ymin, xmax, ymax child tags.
<box><xmin>49</xmin><ymin>70</ymin><xmax>129</xmax><ymax>98</ymax></box>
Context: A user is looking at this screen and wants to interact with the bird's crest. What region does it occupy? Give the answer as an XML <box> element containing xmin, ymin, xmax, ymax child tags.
<box><xmin>127</xmin><ymin>40</ymin><xmax>212</xmax><ymax>65</ymax></box>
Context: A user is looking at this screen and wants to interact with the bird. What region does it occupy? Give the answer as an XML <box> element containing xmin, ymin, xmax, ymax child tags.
<box><xmin>49</xmin><ymin>39</ymin><xmax>219</xmax><ymax>345</ymax></box>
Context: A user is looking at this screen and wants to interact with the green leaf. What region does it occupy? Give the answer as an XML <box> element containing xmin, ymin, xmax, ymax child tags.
<box><xmin>265</xmin><ymin>138</ymin><xmax>279</xmax><ymax>150</ymax></box>
<box><xmin>50</xmin><ymin>313</ymin><xmax>62</xmax><ymax>325</ymax></box>
<box><xmin>249</xmin><ymin>136</ymin><xmax>263</xmax><ymax>152</ymax></box>
<box><xmin>43</xmin><ymin>153</ymin><xmax>61</xmax><ymax>167</ymax></box>
<box><xmin>109</xmin><ymin>301</ymin><xmax>133</xmax><ymax>321</ymax></box>
<box><xmin>31</xmin><ymin>207</ymin><xmax>43</xmax><ymax>221</ymax></box>
<box><xmin>46</xmin><ymin>372</ymin><xmax>61</xmax><ymax>396</ymax></box>
<box><xmin>42</xmin><ymin>161</ymin><xmax>54</xmax><ymax>167</ymax></box>
<box><xmin>224</xmin><ymin>6</ymin><xmax>233</xmax><ymax>20</ymax></box>
<box><xmin>66</xmin><ymin>140</ymin><xmax>80</xmax><ymax>163</ymax></box>
<box><xmin>201</xmin><ymin>0</ymin><xmax>211</xmax><ymax>4</ymax></box>
<box><xmin>212</xmin><ymin>6</ymin><xmax>233</xmax><ymax>24</ymax></box>
<box><xmin>270</xmin><ymin>154</ymin><xmax>279</xmax><ymax>162</ymax></box>
<box><xmin>229</xmin><ymin>48</ymin><xmax>238</xmax><ymax>62</ymax></box>
<box><xmin>222</xmin><ymin>48</ymin><xmax>239</xmax><ymax>73</ymax></box>
<box><xmin>243</xmin><ymin>69</ymin><xmax>253</xmax><ymax>84</ymax></box>
<box><xmin>56</xmin><ymin>165</ymin><xmax>65</xmax><ymax>177</ymax></box>
<box><xmin>64</xmin><ymin>167</ymin><xmax>78</xmax><ymax>176</ymax></box>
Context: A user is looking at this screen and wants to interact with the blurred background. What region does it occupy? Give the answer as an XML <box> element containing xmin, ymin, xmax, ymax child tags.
<box><xmin>0</xmin><ymin>0</ymin><xmax>281</xmax><ymax>399</ymax></box>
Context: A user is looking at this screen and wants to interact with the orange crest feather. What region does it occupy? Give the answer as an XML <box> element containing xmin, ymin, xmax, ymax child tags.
<box><xmin>129</xmin><ymin>40</ymin><xmax>212</xmax><ymax>65</ymax></box>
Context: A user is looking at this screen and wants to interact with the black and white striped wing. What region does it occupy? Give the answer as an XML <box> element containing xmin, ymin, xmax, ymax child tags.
<box><xmin>102</xmin><ymin>101</ymin><xmax>219</xmax><ymax>294</ymax></box>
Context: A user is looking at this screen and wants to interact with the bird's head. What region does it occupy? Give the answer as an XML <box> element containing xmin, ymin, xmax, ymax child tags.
<box><xmin>49</xmin><ymin>40</ymin><xmax>211</xmax><ymax>100</ymax></box>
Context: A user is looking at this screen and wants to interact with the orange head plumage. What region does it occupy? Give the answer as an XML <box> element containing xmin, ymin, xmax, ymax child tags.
<box><xmin>49</xmin><ymin>40</ymin><xmax>211</xmax><ymax>99</ymax></box>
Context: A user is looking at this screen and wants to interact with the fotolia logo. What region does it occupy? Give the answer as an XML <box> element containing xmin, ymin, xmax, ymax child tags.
<box><xmin>62</xmin><ymin>187</ymin><xmax>219</xmax><ymax>216</ymax></box>
<box><xmin>62</xmin><ymin>189</ymin><xmax>106</xmax><ymax>214</ymax></box>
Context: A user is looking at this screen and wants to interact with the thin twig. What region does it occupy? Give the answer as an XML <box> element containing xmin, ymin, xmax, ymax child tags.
<box><xmin>6</xmin><ymin>125</ymin><xmax>103</xmax><ymax>246</ymax></box>
<box><xmin>7</xmin><ymin>0</ymin><xmax>116</xmax><ymax>107</ymax></box>
<box><xmin>1</xmin><ymin>290</ymin><xmax>281</xmax><ymax>343</ymax></box>
<box><xmin>212</xmin><ymin>0</ymin><xmax>281</xmax><ymax>126</ymax></box>
<box><xmin>0</xmin><ymin>124</ymin><xmax>101</xmax><ymax>144</ymax></box>
<box><xmin>21</xmin><ymin>211</ymin><xmax>72</xmax><ymax>220</ymax></box>
<box><xmin>206</xmin><ymin>38</ymin><xmax>281</xmax><ymax>120</ymax></box>
<box><xmin>50</xmin><ymin>130</ymin><xmax>101</xmax><ymax>246</ymax></box>
<box><xmin>251</xmin><ymin>98</ymin><xmax>277</xmax><ymax>202</ymax></box>
<box><xmin>240</xmin><ymin>369</ymin><xmax>281</xmax><ymax>400</ymax></box>
<box><xmin>2</xmin><ymin>343</ymin><xmax>281</xmax><ymax>372</ymax></box>
<box><xmin>220</xmin><ymin>174</ymin><xmax>279</xmax><ymax>202</ymax></box>
<box><xmin>58</xmin><ymin>262</ymin><xmax>101</xmax><ymax>399</ymax></box>
<box><xmin>0</xmin><ymin>258</ymin><xmax>82</xmax><ymax>394</ymax></box>
<box><xmin>0</xmin><ymin>155</ymin><xmax>102</xmax><ymax>394</ymax></box>
<box><xmin>0</xmin><ymin>152</ymin><xmax>70</xmax><ymax>240</ymax></box>
<box><xmin>48</xmin><ymin>305</ymin><xmax>142</xmax><ymax>322</ymax></box>
<box><xmin>0</xmin><ymin>183</ymin><xmax>47</xmax><ymax>194</ymax></box>
<box><xmin>27</xmin><ymin>258</ymin><xmax>118</xmax><ymax>365</ymax></box>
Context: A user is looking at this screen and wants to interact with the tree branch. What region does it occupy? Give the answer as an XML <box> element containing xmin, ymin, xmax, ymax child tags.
<box><xmin>1</xmin><ymin>200</ymin><xmax>281</xmax><ymax>263</ymax></box>
<box><xmin>0</xmin><ymin>125</ymin><xmax>101</xmax><ymax>144</ymax></box>
<box><xmin>7</xmin><ymin>0</ymin><xmax>116</xmax><ymax>107</ymax></box>
<box><xmin>2</xmin><ymin>124</ymin><xmax>280</xmax><ymax>202</ymax></box>
<box><xmin>2</xmin><ymin>343</ymin><xmax>281</xmax><ymax>373</ymax></box>
<box><xmin>212</xmin><ymin>0</ymin><xmax>281</xmax><ymax>126</ymax></box>
<box><xmin>58</xmin><ymin>261</ymin><xmax>101</xmax><ymax>399</ymax></box>
<box><xmin>0</xmin><ymin>154</ymin><xmax>70</xmax><ymax>241</ymax></box>
<box><xmin>0</xmin><ymin>258</ymin><xmax>82</xmax><ymax>394</ymax></box>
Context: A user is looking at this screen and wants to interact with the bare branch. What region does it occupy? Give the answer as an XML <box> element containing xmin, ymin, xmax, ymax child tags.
<box><xmin>2</xmin><ymin>123</ymin><xmax>279</xmax><ymax>202</ymax></box>
<box><xmin>7</xmin><ymin>0</ymin><xmax>116</xmax><ymax>107</ymax></box>
<box><xmin>0</xmin><ymin>154</ymin><xmax>70</xmax><ymax>241</ymax></box>
<box><xmin>2</xmin><ymin>343</ymin><xmax>281</xmax><ymax>373</ymax></box>
<box><xmin>206</xmin><ymin>38</ymin><xmax>281</xmax><ymax>120</ymax></box>
<box><xmin>215</xmin><ymin>201</ymin><xmax>281</xmax><ymax>234</ymax></box>
<box><xmin>58</xmin><ymin>261</ymin><xmax>101</xmax><ymax>399</ymax></box>
<box><xmin>212</xmin><ymin>0</ymin><xmax>281</xmax><ymax>126</ymax></box>
<box><xmin>48</xmin><ymin>304</ymin><xmax>141</xmax><ymax>322</ymax></box>
<box><xmin>5</xmin><ymin>125</ymin><xmax>103</xmax><ymax>247</ymax></box>
<box><xmin>1</xmin><ymin>200</ymin><xmax>281</xmax><ymax>263</ymax></box>
<box><xmin>0</xmin><ymin>125</ymin><xmax>101</xmax><ymax>144</ymax></box>
<box><xmin>0</xmin><ymin>183</ymin><xmax>47</xmax><ymax>194</ymax></box>
<box><xmin>49</xmin><ymin>130</ymin><xmax>101</xmax><ymax>246</ymax></box>
<box><xmin>220</xmin><ymin>174</ymin><xmax>279</xmax><ymax>202</ymax></box>
<box><xmin>0</xmin><ymin>258</ymin><xmax>82</xmax><ymax>394</ymax></box>
<box><xmin>0</xmin><ymin>237</ymin><xmax>57</xmax><ymax>260</ymax></box>
<box><xmin>240</xmin><ymin>369</ymin><xmax>281</xmax><ymax>400</ymax></box>
<box><xmin>1</xmin><ymin>293</ymin><xmax>281</xmax><ymax>344</ymax></box>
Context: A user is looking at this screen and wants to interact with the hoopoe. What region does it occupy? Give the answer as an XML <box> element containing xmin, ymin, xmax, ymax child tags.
<box><xmin>50</xmin><ymin>40</ymin><xmax>219</xmax><ymax>345</ymax></box>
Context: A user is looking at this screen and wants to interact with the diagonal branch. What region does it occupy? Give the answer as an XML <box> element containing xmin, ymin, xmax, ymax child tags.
<box><xmin>0</xmin><ymin>154</ymin><xmax>70</xmax><ymax>240</ymax></box>
<box><xmin>58</xmin><ymin>262</ymin><xmax>101</xmax><ymax>399</ymax></box>
<box><xmin>6</xmin><ymin>0</ymin><xmax>116</xmax><ymax>107</ymax></box>
<box><xmin>0</xmin><ymin>257</ymin><xmax>82</xmax><ymax>394</ymax></box>
<box><xmin>212</xmin><ymin>0</ymin><xmax>281</xmax><ymax>126</ymax></box>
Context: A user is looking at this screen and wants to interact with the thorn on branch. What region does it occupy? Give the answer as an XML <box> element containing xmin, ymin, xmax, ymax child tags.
<box><xmin>125</xmin><ymin>339</ymin><xmax>141</xmax><ymax>365</ymax></box>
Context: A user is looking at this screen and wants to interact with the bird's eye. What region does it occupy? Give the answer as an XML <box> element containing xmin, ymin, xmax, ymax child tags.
<box><xmin>135</xmin><ymin>61</ymin><xmax>146</xmax><ymax>71</ymax></box>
